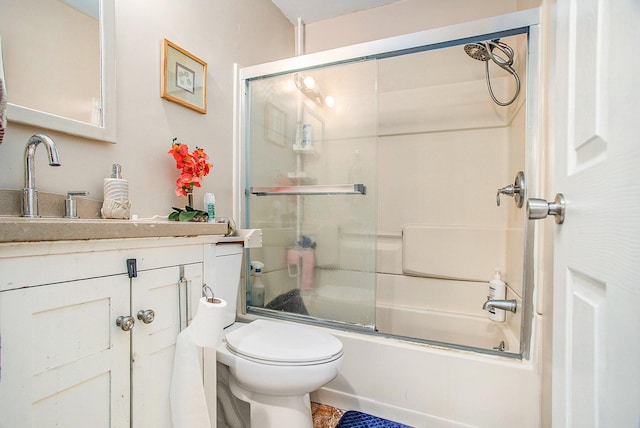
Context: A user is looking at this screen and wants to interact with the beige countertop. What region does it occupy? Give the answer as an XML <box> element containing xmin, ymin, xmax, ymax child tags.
<box><xmin>0</xmin><ymin>217</ymin><xmax>233</xmax><ymax>243</ymax></box>
<box><xmin>0</xmin><ymin>190</ymin><xmax>262</xmax><ymax>247</ymax></box>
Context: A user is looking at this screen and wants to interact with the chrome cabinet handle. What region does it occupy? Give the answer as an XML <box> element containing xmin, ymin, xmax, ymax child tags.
<box><xmin>496</xmin><ymin>171</ymin><xmax>525</xmax><ymax>208</ymax></box>
<box><xmin>527</xmin><ymin>193</ymin><xmax>566</xmax><ymax>224</ymax></box>
<box><xmin>116</xmin><ymin>315</ymin><xmax>135</xmax><ymax>331</ymax></box>
<box><xmin>136</xmin><ymin>309</ymin><xmax>155</xmax><ymax>324</ymax></box>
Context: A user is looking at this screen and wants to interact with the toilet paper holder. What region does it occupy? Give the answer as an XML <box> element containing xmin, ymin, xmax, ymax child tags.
<box><xmin>203</xmin><ymin>284</ymin><xmax>221</xmax><ymax>304</ymax></box>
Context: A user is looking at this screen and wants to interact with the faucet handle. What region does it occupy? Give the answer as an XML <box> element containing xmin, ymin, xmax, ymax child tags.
<box><xmin>64</xmin><ymin>191</ymin><xmax>89</xmax><ymax>218</ymax></box>
<box><xmin>496</xmin><ymin>171</ymin><xmax>525</xmax><ymax>208</ymax></box>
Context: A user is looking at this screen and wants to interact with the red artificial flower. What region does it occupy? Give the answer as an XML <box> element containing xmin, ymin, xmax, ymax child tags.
<box><xmin>168</xmin><ymin>138</ymin><xmax>213</xmax><ymax>197</ymax></box>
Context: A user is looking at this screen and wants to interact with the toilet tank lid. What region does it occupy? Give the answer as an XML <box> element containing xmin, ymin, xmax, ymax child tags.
<box><xmin>225</xmin><ymin>319</ymin><xmax>343</xmax><ymax>364</ymax></box>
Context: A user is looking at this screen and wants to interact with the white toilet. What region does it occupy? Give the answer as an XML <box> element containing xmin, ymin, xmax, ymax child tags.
<box><xmin>211</xmin><ymin>243</ymin><xmax>343</xmax><ymax>428</ymax></box>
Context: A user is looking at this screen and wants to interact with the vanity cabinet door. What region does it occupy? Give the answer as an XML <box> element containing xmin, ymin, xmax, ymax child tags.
<box><xmin>0</xmin><ymin>274</ymin><xmax>131</xmax><ymax>428</ymax></box>
<box><xmin>0</xmin><ymin>240</ymin><xmax>211</xmax><ymax>427</ymax></box>
<box><xmin>130</xmin><ymin>262</ymin><xmax>203</xmax><ymax>428</ymax></box>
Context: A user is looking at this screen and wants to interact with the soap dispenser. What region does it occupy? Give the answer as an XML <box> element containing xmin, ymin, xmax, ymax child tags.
<box><xmin>488</xmin><ymin>269</ymin><xmax>506</xmax><ymax>322</ymax></box>
<box><xmin>250</xmin><ymin>261</ymin><xmax>265</xmax><ymax>307</ymax></box>
<box><xmin>101</xmin><ymin>163</ymin><xmax>131</xmax><ymax>219</ymax></box>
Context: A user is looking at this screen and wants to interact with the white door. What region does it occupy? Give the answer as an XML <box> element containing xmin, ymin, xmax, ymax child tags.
<box><xmin>551</xmin><ymin>0</ymin><xmax>640</xmax><ymax>426</ymax></box>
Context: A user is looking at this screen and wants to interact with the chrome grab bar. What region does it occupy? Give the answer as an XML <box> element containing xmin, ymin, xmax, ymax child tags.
<box><xmin>250</xmin><ymin>184</ymin><xmax>366</xmax><ymax>196</ymax></box>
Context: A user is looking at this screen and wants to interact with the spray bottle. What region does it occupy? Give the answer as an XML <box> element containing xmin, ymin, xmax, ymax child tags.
<box><xmin>204</xmin><ymin>192</ymin><xmax>215</xmax><ymax>223</ymax></box>
<box><xmin>250</xmin><ymin>261</ymin><xmax>265</xmax><ymax>307</ymax></box>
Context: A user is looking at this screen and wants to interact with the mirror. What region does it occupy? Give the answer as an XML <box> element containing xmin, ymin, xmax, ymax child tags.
<box><xmin>0</xmin><ymin>0</ymin><xmax>116</xmax><ymax>142</ymax></box>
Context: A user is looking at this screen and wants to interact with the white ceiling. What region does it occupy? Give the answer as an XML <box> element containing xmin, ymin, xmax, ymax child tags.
<box><xmin>62</xmin><ymin>0</ymin><xmax>99</xmax><ymax>19</ymax></box>
<box><xmin>271</xmin><ymin>0</ymin><xmax>405</xmax><ymax>25</ymax></box>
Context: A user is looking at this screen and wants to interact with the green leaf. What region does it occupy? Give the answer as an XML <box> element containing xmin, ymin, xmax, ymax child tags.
<box><xmin>169</xmin><ymin>205</ymin><xmax>208</xmax><ymax>221</ymax></box>
<box><xmin>178</xmin><ymin>210</ymin><xmax>198</xmax><ymax>221</ymax></box>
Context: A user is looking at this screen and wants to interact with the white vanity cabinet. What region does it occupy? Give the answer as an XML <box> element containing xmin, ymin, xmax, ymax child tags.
<box><xmin>0</xmin><ymin>268</ymin><xmax>131</xmax><ymax>428</ymax></box>
<box><xmin>0</xmin><ymin>237</ymin><xmax>210</xmax><ymax>428</ymax></box>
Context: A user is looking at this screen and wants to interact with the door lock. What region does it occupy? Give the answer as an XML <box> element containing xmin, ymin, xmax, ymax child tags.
<box><xmin>527</xmin><ymin>193</ymin><xmax>566</xmax><ymax>224</ymax></box>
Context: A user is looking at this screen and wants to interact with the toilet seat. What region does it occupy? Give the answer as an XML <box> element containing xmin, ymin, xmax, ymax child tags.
<box><xmin>225</xmin><ymin>319</ymin><xmax>343</xmax><ymax>366</ymax></box>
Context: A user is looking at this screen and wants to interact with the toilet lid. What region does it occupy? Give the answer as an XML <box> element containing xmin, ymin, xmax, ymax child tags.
<box><xmin>225</xmin><ymin>319</ymin><xmax>343</xmax><ymax>365</ymax></box>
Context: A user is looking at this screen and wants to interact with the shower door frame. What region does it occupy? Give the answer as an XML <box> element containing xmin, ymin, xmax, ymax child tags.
<box><xmin>234</xmin><ymin>8</ymin><xmax>541</xmax><ymax>359</ymax></box>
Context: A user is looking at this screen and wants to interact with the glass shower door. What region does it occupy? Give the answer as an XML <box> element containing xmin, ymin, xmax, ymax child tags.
<box><xmin>245</xmin><ymin>60</ymin><xmax>378</xmax><ymax>329</ymax></box>
<box><xmin>238</xmin><ymin>10</ymin><xmax>539</xmax><ymax>358</ymax></box>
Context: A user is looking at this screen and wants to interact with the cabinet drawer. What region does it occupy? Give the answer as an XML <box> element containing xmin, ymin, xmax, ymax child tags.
<box><xmin>0</xmin><ymin>240</ymin><xmax>206</xmax><ymax>291</ymax></box>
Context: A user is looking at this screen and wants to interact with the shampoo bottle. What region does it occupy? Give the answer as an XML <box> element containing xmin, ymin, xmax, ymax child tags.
<box><xmin>250</xmin><ymin>261</ymin><xmax>265</xmax><ymax>307</ymax></box>
<box><xmin>489</xmin><ymin>268</ymin><xmax>506</xmax><ymax>322</ymax></box>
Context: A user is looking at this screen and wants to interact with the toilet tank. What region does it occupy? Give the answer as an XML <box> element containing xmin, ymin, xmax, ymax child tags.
<box><xmin>205</xmin><ymin>243</ymin><xmax>244</xmax><ymax>327</ymax></box>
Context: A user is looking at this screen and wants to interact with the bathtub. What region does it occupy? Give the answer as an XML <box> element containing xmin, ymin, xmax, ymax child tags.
<box><xmin>299</xmin><ymin>294</ymin><xmax>518</xmax><ymax>353</ymax></box>
<box><xmin>375</xmin><ymin>304</ymin><xmax>518</xmax><ymax>352</ymax></box>
<box><xmin>261</xmin><ymin>269</ymin><xmax>376</xmax><ymax>327</ymax></box>
<box><xmin>302</xmin><ymin>283</ymin><xmax>375</xmax><ymax>327</ymax></box>
<box><xmin>297</xmin><ymin>284</ymin><xmax>518</xmax><ymax>353</ymax></box>
<box><xmin>255</xmin><ymin>270</ymin><xmax>538</xmax><ymax>427</ymax></box>
<box><xmin>261</xmin><ymin>269</ymin><xmax>520</xmax><ymax>353</ymax></box>
<box><xmin>309</xmin><ymin>314</ymin><xmax>542</xmax><ymax>428</ymax></box>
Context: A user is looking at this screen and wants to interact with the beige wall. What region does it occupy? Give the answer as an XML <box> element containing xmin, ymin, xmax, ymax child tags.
<box><xmin>0</xmin><ymin>0</ymin><xmax>293</xmax><ymax>219</ymax></box>
<box><xmin>303</xmin><ymin>0</ymin><xmax>539</xmax><ymax>53</ymax></box>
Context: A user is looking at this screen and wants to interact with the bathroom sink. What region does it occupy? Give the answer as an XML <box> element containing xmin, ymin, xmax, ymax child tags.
<box><xmin>0</xmin><ymin>216</ymin><xmax>230</xmax><ymax>243</ymax></box>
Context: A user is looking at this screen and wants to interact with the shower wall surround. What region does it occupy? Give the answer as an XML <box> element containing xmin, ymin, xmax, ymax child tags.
<box><xmin>374</xmin><ymin>34</ymin><xmax>527</xmax><ymax>353</ymax></box>
<box><xmin>239</xmin><ymin>11</ymin><xmax>537</xmax><ymax>358</ymax></box>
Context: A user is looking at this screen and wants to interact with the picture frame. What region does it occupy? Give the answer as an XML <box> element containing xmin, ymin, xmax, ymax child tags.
<box><xmin>161</xmin><ymin>39</ymin><xmax>207</xmax><ymax>114</ymax></box>
<box><xmin>264</xmin><ymin>102</ymin><xmax>286</xmax><ymax>146</ymax></box>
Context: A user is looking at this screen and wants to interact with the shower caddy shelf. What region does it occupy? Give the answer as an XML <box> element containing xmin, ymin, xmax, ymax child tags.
<box><xmin>250</xmin><ymin>184</ymin><xmax>366</xmax><ymax>196</ymax></box>
<box><xmin>292</xmin><ymin>146</ymin><xmax>316</xmax><ymax>154</ymax></box>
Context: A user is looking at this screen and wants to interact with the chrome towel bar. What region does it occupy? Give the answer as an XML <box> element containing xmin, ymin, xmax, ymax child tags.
<box><xmin>250</xmin><ymin>184</ymin><xmax>366</xmax><ymax>196</ymax></box>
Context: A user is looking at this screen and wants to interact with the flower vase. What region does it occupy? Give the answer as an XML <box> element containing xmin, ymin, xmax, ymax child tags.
<box><xmin>187</xmin><ymin>190</ymin><xmax>193</xmax><ymax>208</ymax></box>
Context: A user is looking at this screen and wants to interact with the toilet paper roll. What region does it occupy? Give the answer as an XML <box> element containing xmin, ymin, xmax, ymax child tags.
<box><xmin>191</xmin><ymin>297</ymin><xmax>227</xmax><ymax>348</ymax></box>
<box><xmin>170</xmin><ymin>297</ymin><xmax>227</xmax><ymax>428</ymax></box>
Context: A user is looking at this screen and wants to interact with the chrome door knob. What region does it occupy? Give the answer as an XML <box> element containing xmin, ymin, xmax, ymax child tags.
<box><xmin>527</xmin><ymin>193</ymin><xmax>566</xmax><ymax>224</ymax></box>
<box><xmin>136</xmin><ymin>309</ymin><xmax>155</xmax><ymax>324</ymax></box>
<box><xmin>116</xmin><ymin>315</ymin><xmax>135</xmax><ymax>331</ymax></box>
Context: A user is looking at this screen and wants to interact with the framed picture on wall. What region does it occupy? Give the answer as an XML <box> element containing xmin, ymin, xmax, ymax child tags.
<box><xmin>161</xmin><ymin>39</ymin><xmax>207</xmax><ymax>114</ymax></box>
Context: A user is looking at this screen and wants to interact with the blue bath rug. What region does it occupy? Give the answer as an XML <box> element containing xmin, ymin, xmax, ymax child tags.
<box><xmin>335</xmin><ymin>410</ymin><xmax>412</xmax><ymax>428</ymax></box>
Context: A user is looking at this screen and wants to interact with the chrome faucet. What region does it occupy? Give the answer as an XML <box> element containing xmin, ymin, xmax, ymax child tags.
<box><xmin>22</xmin><ymin>134</ymin><xmax>61</xmax><ymax>217</ymax></box>
<box><xmin>482</xmin><ymin>298</ymin><xmax>517</xmax><ymax>313</ymax></box>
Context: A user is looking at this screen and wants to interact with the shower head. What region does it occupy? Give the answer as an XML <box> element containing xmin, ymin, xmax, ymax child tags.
<box><xmin>464</xmin><ymin>43</ymin><xmax>492</xmax><ymax>61</ymax></box>
<box><xmin>463</xmin><ymin>39</ymin><xmax>520</xmax><ymax>107</ymax></box>
<box><xmin>465</xmin><ymin>40</ymin><xmax>515</xmax><ymax>67</ymax></box>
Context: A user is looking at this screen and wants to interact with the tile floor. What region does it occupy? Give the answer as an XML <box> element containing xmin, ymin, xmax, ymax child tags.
<box><xmin>312</xmin><ymin>402</ymin><xmax>345</xmax><ymax>428</ymax></box>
